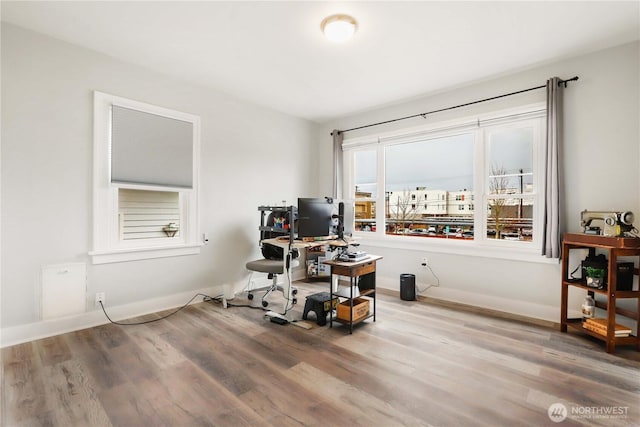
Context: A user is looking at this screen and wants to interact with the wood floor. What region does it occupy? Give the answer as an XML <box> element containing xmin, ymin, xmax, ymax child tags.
<box><xmin>2</xmin><ymin>282</ymin><xmax>639</xmax><ymax>427</ymax></box>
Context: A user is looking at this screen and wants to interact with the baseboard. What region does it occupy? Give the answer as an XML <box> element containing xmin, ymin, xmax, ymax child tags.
<box><xmin>292</xmin><ymin>267</ymin><xmax>306</xmax><ymax>282</ymax></box>
<box><xmin>1</xmin><ymin>285</ymin><xmax>225</xmax><ymax>348</ymax></box>
<box><xmin>376</xmin><ymin>275</ymin><xmax>559</xmax><ymax>328</ymax></box>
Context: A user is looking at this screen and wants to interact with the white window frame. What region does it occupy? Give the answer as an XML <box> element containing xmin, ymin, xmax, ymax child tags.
<box><xmin>343</xmin><ymin>103</ymin><xmax>556</xmax><ymax>264</ymax></box>
<box><xmin>90</xmin><ymin>92</ymin><xmax>201</xmax><ymax>264</ymax></box>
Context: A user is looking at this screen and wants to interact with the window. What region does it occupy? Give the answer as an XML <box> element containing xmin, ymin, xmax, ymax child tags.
<box><xmin>485</xmin><ymin>125</ymin><xmax>534</xmax><ymax>241</ymax></box>
<box><xmin>342</xmin><ymin>104</ymin><xmax>546</xmax><ymax>260</ymax></box>
<box><xmin>118</xmin><ymin>189</ymin><xmax>180</xmax><ymax>241</ymax></box>
<box><xmin>353</xmin><ymin>149</ymin><xmax>377</xmax><ymax>233</ymax></box>
<box><xmin>91</xmin><ymin>92</ymin><xmax>201</xmax><ymax>264</ymax></box>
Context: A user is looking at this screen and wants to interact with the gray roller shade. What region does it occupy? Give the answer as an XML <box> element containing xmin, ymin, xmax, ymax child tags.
<box><xmin>111</xmin><ymin>105</ymin><xmax>193</xmax><ymax>188</ymax></box>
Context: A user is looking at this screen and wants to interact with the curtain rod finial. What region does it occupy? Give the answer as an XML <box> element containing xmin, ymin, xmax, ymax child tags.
<box><xmin>558</xmin><ymin>75</ymin><xmax>579</xmax><ymax>88</ymax></box>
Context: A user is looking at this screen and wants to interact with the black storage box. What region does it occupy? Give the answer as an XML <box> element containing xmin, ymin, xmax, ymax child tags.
<box><xmin>616</xmin><ymin>262</ymin><xmax>634</xmax><ymax>291</ymax></box>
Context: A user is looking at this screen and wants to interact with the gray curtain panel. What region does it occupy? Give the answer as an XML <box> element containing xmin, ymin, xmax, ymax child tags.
<box><xmin>332</xmin><ymin>130</ymin><xmax>344</xmax><ymax>199</ymax></box>
<box><xmin>542</xmin><ymin>77</ymin><xmax>563</xmax><ymax>258</ymax></box>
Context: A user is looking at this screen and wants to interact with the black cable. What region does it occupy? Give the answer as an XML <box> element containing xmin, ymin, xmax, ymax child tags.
<box><xmin>280</xmin><ymin>260</ymin><xmax>295</xmax><ymax>315</ymax></box>
<box><xmin>416</xmin><ymin>264</ymin><xmax>441</xmax><ymax>293</ymax></box>
<box><xmin>203</xmin><ymin>295</ymin><xmax>270</xmax><ymax>310</ymax></box>
<box><xmin>99</xmin><ymin>292</ymin><xmax>220</xmax><ymax>326</ymax></box>
<box><xmin>226</xmin><ymin>301</ymin><xmax>269</xmax><ymax>310</ymax></box>
<box><xmin>569</xmin><ymin>264</ymin><xmax>581</xmax><ymax>280</ymax></box>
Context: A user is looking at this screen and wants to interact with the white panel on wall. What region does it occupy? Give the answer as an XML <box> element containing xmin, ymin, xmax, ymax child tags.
<box><xmin>41</xmin><ymin>263</ymin><xmax>86</xmax><ymax>319</ymax></box>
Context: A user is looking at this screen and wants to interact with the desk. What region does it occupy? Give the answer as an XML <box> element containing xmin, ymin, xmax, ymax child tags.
<box><xmin>260</xmin><ymin>237</ymin><xmax>326</xmax><ymax>320</ymax></box>
<box><xmin>323</xmin><ymin>255</ymin><xmax>383</xmax><ymax>333</ymax></box>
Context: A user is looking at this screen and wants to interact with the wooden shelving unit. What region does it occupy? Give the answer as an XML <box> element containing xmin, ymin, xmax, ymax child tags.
<box><xmin>560</xmin><ymin>233</ymin><xmax>640</xmax><ymax>353</ymax></box>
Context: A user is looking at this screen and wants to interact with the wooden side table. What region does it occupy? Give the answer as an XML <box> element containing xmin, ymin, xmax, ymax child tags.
<box><xmin>323</xmin><ymin>255</ymin><xmax>383</xmax><ymax>334</ymax></box>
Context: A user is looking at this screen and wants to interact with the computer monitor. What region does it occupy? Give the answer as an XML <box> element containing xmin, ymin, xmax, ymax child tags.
<box><xmin>297</xmin><ymin>197</ymin><xmax>334</xmax><ymax>238</ymax></box>
<box><xmin>335</xmin><ymin>199</ymin><xmax>355</xmax><ymax>240</ymax></box>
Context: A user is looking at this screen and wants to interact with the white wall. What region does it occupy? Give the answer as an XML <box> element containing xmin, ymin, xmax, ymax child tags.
<box><xmin>3</xmin><ymin>23</ymin><xmax>638</xmax><ymax>344</ymax></box>
<box><xmin>1</xmin><ymin>24</ymin><xmax>315</xmax><ymax>343</ymax></box>
<box><xmin>313</xmin><ymin>41</ymin><xmax>640</xmax><ymax>323</ymax></box>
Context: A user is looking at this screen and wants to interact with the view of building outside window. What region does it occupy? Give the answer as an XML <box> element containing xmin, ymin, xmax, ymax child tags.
<box><xmin>486</xmin><ymin>126</ymin><xmax>534</xmax><ymax>240</ymax></box>
<box><xmin>352</xmin><ymin>125</ymin><xmax>535</xmax><ymax>241</ymax></box>
<box><xmin>354</xmin><ymin>150</ymin><xmax>377</xmax><ymax>232</ymax></box>
<box><xmin>386</xmin><ymin>133</ymin><xmax>476</xmax><ymax>238</ymax></box>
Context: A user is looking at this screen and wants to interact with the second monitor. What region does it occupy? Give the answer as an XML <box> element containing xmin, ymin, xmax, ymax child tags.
<box><xmin>335</xmin><ymin>199</ymin><xmax>355</xmax><ymax>240</ymax></box>
<box><xmin>297</xmin><ymin>197</ymin><xmax>354</xmax><ymax>240</ymax></box>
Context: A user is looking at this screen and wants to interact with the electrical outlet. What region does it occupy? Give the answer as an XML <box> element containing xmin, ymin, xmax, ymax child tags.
<box><xmin>95</xmin><ymin>292</ymin><xmax>106</xmax><ymax>306</ymax></box>
<box><xmin>421</xmin><ymin>257</ymin><xmax>429</xmax><ymax>267</ymax></box>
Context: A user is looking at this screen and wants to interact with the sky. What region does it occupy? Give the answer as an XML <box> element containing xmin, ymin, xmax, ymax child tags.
<box><xmin>355</xmin><ymin>128</ymin><xmax>533</xmax><ymax>195</ymax></box>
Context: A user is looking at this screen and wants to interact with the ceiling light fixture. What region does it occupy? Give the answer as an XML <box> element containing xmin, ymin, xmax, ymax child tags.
<box><xmin>321</xmin><ymin>14</ymin><xmax>357</xmax><ymax>43</ymax></box>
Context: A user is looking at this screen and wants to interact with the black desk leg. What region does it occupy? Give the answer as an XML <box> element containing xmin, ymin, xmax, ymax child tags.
<box><xmin>349</xmin><ymin>276</ymin><xmax>354</xmax><ymax>334</ymax></box>
<box><xmin>329</xmin><ymin>273</ymin><xmax>333</xmax><ymax>329</ymax></box>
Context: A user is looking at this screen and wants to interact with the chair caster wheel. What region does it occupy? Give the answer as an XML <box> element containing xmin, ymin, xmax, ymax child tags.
<box><xmin>248</xmin><ymin>293</ymin><xmax>254</xmax><ymax>300</ymax></box>
<box><xmin>292</xmin><ymin>298</ymin><xmax>298</xmax><ymax>305</ymax></box>
<box><xmin>292</xmin><ymin>288</ymin><xmax>298</xmax><ymax>296</ymax></box>
<box><xmin>262</xmin><ymin>300</ymin><xmax>269</xmax><ymax>308</ymax></box>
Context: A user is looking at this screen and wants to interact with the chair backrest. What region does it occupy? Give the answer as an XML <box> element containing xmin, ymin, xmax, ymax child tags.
<box><xmin>261</xmin><ymin>243</ymin><xmax>282</xmax><ymax>260</ymax></box>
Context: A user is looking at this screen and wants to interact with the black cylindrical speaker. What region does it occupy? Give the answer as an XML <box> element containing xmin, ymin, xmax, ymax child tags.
<box><xmin>400</xmin><ymin>274</ymin><xmax>416</xmax><ymax>301</ymax></box>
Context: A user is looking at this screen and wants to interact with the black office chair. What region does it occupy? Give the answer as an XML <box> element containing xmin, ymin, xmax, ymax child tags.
<box><xmin>245</xmin><ymin>243</ymin><xmax>299</xmax><ymax>307</ymax></box>
<box><xmin>245</xmin><ymin>208</ymin><xmax>298</xmax><ymax>308</ymax></box>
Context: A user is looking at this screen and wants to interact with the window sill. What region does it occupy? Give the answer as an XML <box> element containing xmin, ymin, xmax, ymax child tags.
<box><xmin>89</xmin><ymin>243</ymin><xmax>202</xmax><ymax>264</ymax></box>
<box><xmin>354</xmin><ymin>234</ymin><xmax>558</xmax><ymax>264</ymax></box>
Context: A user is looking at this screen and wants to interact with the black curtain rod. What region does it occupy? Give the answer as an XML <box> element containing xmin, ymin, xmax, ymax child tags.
<box><xmin>332</xmin><ymin>76</ymin><xmax>578</xmax><ymax>136</ymax></box>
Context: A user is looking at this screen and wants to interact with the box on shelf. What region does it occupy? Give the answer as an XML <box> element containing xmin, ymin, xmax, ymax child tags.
<box><xmin>336</xmin><ymin>297</ymin><xmax>370</xmax><ymax>322</ymax></box>
<box><xmin>316</xmin><ymin>256</ymin><xmax>330</xmax><ymax>277</ymax></box>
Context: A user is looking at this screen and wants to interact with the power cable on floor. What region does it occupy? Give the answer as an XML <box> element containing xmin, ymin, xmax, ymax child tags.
<box><xmin>99</xmin><ymin>292</ymin><xmax>221</xmax><ymax>326</ymax></box>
